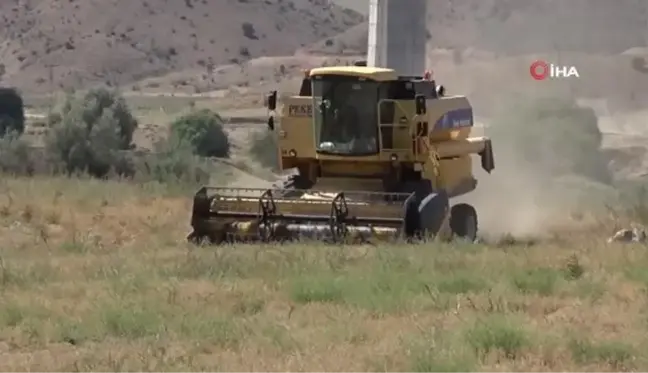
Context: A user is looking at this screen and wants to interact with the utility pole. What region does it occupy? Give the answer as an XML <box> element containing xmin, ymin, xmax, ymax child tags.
<box><xmin>367</xmin><ymin>0</ymin><xmax>427</xmax><ymax>76</ymax></box>
<box><xmin>47</xmin><ymin>64</ymin><xmax>55</xmax><ymax>119</ymax></box>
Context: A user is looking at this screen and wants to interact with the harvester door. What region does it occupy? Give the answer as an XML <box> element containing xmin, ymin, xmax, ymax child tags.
<box><xmin>378</xmin><ymin>100</ymin><xmax>395</xmax><ymax>150</ymax></box>
<box><xmin>378</xmin><ymin>100</ymin><xmax>410</xmax><ymax>152</ymax></box>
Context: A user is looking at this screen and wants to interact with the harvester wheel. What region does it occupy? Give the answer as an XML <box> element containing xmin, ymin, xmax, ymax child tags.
<box><xmin>403</xmin><ymin>190</ymin><xmax>449</xmax><ymax>240</ymax></box>
<box><xmin>450</xmin><ymin>203</ymin><xmax>478</xmax><ymax>242</ymax></box>
<box><xmin>419</xmin><ymin>191</ymin><xmax>450</xmax><ymax>238</ymax></box>
<box><xmin>187</xmin><ymin>231</ymin><xmax>223</xmax><ymax>245</ymax></box>
<box><xmin>187</xmin><ymin>231</ymin><xmax>201</xmax><ymax>244</ymax></box>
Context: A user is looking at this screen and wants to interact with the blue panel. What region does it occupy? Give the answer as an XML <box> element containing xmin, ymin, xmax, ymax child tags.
<box><xmin>433</xmin><ymin>108</ymin><xmax>473</xmax><ymax>130</ymax></box>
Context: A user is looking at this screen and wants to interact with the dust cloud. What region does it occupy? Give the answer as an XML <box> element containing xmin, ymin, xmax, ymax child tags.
<box><xmin>431</xmin><ymin>0</ymin><xmax>648</xmax><ymax>237</ymax></box>
<box><xmin>426</xmin><ymin>0</ymin><xmax>648</xmax><ymax>239</ymax></box>
<box><xmin>459</xmin><ymin>93</ymin><xmax>619</xmax><ymax>239</ymax></box>
<box><xmin>460</xmin><ymin>168</ymin><xmax>559</xmax><ymax>239</ymax></box>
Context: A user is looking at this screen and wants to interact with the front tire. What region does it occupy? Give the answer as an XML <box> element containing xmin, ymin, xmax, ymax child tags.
<box><xmin>450</xmin><ymin>203</ymin><xmax>478</xmax><ymax>242</ymax></box>
<box><xmin>403</xmin><ymin>190</ymin><xmax>449</xmax><ymax>240</ymax></box>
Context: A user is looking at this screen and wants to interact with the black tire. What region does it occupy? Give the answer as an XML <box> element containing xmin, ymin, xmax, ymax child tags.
<box><xmin>403</xmin><ymin>197</ymin><xmax>421</xmax><ymax>238</ymax></box>
<box><xmin>450</xmin><ymin>203</ymin><xmax>478</xmax><ymax>242</ymax></box>
<box><xmin>401</xmin><ymin>180</ymin><xmax>435</xmax><ymax>239</ymax></box>
<box><xmin>187</xmin><ymin>228</ymin><xmax>225</xmax><ymax>245</ymax></box>
<box><xmin>418</xmin><ymin>191</ymin><xmax>449</xmax><ymax>237</ymax></box>
<box><xmin>402</xmin><ymin>189</ymin><xmax>449</xmax><ymax>240</ymax></box>
<box><xmin>187</xmin><ymin>231</ymin><xmax>201</xmax><ymax>244</ymax></box>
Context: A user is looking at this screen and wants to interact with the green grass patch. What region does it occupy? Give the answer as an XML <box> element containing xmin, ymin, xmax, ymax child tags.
<box><xmin>569</xmin><ymin>338</ymin><xmax>635</xmax><ymax>369</ymax></box>
<box><xmin>511</xmin><ymin>267</ymin><xmax>563</xmax><ymax>296</ymax></box>
<box><xmin>288</xmin><ymin>266</ymin><xmax>491</xmax><ymax>314</ymax></box>
<box><xmin>624</xmin><ymin>264</ymin><xmax>648</xmax><ymax>287</ymax></box>
<box><xmin>404</xmin><ymin>327</ymin><xmax>478</xmax><ymax>372</ymax></box>
<box><xmin>464</xmin><ymin>315</ymin><xmax>530</xmax><ymax>359</ymax></box>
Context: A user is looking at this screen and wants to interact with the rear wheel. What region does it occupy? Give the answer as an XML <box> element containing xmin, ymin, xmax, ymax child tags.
<box><xmin>450</xmin><ymin>203</ymin><xmax>478</xmax><ymax>242</ymax></box>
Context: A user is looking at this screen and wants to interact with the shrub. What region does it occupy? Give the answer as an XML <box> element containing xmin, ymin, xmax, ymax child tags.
<box><xmin>137</xmin><ymin>135</ymin><xmax>211</xmax><ymax>185</ymax></box>
<box><xmin>169</xmin><ymin>109</ymin><xmax>230</xmax><ymax>158</ymax></box>
<box><xmin>44</xmin><ymin>87</ymin><xmax>138</xmax><ymax>177</ymax></box>
<box><xmin>250</xmin><ymin>130</ymin><xmax>279</xmax><ymax>171</ymax></box>
<box><xmin>489</xmin><ymin>94</ymin><xmax>610</xmax><ymax>184</ymax></box>
<box><xmin>0</xmin><ymin>88</ymin><xmax>25</xmax><ymax>137</ymax></box>
<box><xmin>0</xmin><ymin>131</ymin><xmax>33</xmax><ymax>175</ymax></box>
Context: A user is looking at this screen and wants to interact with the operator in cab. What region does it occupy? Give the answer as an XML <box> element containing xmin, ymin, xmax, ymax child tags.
<box><xmin>316</xmin><ymin>80</ymin><xmax>377</xmax><ymax>156</ymax></box>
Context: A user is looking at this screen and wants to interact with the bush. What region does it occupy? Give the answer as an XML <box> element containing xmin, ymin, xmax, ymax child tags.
<box><xmin>169</xmin><ymin>109</ymin><xmax>230</xmax><ymax>158</ymax></box>
<box><xmin>0</xmin><ymin>88</ymin><xmax>25</xmax><ymax>137</ymax></box>
<box><xmin>250</xmin><ymin>130</ymin><xmax>279</xmax><ymax>171</ymax></box>
<box><xmin>0</xmin><ymin>131</ymin><xmax>33</xmax><ymax>175</ymax></box>
<box><xmin>136</xmin><ymin>135</ymin><xmax>211</xmax><ymax>185</ymax></box>
<box><xmin>489</xmin><ymin>94</ymin><xmax>610</xmax><ymax>184</ymax></box>
<box><xmin>44</xmin><ymin>87</ymin><xmax>138</xmax><ymax>177</ymax></box>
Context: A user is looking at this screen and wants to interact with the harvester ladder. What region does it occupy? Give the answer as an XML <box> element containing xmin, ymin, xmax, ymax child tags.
<box><xmin>416</xmin><ymin>135</ymin><xmax>440</xmax><ymax>177</ymax></box>
<box><xmin>425</xmin><ymin>137</ymin><xmax>441</xmax><ymax>176</ymax></box>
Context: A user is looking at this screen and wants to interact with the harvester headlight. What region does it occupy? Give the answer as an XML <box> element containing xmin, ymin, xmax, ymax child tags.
<box><xmin>289</xmin><ymin>149</ymin><xmax>297</xmax><ymax>157</ymax></box>
<box><xmin>390</xmin><ymin>154</ymin><xmax>398</xmax><ymax>161</ymax></box>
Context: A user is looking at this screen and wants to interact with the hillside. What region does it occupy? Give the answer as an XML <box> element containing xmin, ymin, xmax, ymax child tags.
<box><xmin>0</xmin><ymin>0</ymin><xmax>363</xmax><ymax>93</ymax></box>
<box><xmin>313</xmin><ymin>0</ymin><xmax>648</xmax><ymax>55</ymax></box>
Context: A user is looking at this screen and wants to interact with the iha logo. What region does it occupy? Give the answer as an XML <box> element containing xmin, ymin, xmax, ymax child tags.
<box><xmin>529</xmin><ymin>60</ymin><xmax>580</xmax><ymax>80</ymax></box>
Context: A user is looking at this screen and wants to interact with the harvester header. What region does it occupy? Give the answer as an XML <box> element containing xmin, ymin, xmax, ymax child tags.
<box><xmin>190</xmin><ymin>186</ymin><xmax>415</xmax><ymax>243</ymax></box>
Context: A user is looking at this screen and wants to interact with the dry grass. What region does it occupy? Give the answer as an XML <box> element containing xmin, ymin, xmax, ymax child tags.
<box><xmin>0</xmin><ymin>175</ymin><xmax>648</xmax><ymax>371</ymax></box>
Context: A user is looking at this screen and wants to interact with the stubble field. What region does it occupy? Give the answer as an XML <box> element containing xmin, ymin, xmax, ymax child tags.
<box><xmin>2</xmin><ymin>0</ymin><xmax>648</xmax><ymax>369</ymax></box>
<box><xmin>1</xmin><ymin>176</ymin><xmax>647</xmax><ymax>371</ymax></box>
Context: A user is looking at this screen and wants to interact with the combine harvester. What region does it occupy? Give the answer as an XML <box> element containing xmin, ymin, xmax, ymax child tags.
<box><xmin>187</xmin><ymin>0</ymin><xmax>495</xmax><ymax>244</ymax></box>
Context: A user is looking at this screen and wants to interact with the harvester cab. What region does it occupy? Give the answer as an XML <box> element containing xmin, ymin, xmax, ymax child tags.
<box><xmin>188</xmin><ymin>65</ymin><xmax>495</xmax><ymax>245</ymax></box>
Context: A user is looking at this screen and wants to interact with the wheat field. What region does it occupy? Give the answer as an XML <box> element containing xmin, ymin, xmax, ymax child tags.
<box><xmin>0</xmin><ymin>176</ymin><xmax>646</xmax><ymax>371</ymax></box>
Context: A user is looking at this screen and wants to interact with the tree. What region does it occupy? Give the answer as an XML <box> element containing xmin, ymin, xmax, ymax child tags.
<box><xmin>0</xmin><ymin>131</ymin><xmax>33</xmax><ymax>175</ymax></box>
<box><xmin>0</xmin><ymin>88</ymin><xmax>25</xmax><ymax>137</ymax></box>
<box><xmin>169</xmin><ymin>109</ymin><xmax>230</xmax><ymax>158</ymax></box>
<box><xmin>45</xmin><ymin>87</ymin><xmax>137</xmax><ymax>177</ymax></box>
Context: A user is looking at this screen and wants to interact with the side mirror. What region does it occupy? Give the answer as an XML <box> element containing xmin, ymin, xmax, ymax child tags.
<box><xmin>265</xmin><ymin>91</ymin><xmax>277</xmax><ymax>111</ymax></box>
<box><xmin>415</xmin><ymin>94</ymin><xmax>426</xmax><ymax>115</ymax></box>
<box><xmin>267</xmin><ymin>115</ymin><xmax>275</xmax><ymax>131</ymax></box>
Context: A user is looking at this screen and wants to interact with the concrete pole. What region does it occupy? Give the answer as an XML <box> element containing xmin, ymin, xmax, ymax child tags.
<box><xmin>367</xmin><ymin>0</ymin><xmax>428</xmax><ymax>76</ymax></box>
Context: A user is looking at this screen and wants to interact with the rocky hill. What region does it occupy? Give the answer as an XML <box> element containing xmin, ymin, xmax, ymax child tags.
<box><xmin>313</xmin><ymin>0</ymin><xmax>648</xmax><ymax>55</ymax></box>
<box><xmin>0</xmin><ymin>0</ymin><xmax>363</xmax><ymax>92</ymax></box>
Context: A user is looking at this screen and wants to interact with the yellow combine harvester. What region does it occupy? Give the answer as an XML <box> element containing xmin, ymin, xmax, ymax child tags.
<box><xmin>188</xmin><ymin>64</ymin><xmax>494</xmax><ymax>244</ymax></box>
